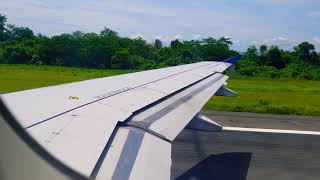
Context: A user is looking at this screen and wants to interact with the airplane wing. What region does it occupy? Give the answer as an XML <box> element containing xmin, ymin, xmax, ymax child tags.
<box><xmin>0</xmin><ymin>55</ymin><xmax>241</xmax><ymax>180</ymax></box>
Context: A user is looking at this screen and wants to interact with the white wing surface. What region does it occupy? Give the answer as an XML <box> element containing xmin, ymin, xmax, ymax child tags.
<box><xmin>0</xmin><ymin>56</ymin><xmax>241</xmax><ymax>180</ymax></box>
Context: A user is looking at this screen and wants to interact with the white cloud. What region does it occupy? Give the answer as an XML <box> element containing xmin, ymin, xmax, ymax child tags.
<box><xmin>172</xmin><ymin>35</ymin><xmax>183</xmax><ymax>40</ymax></box>
<box><xmin>192</xmin><ymin>34</ymin><xmax>202</xmax><ymax>40</ymax></box>
<box><xmin>154</xmin><ymin>35</ymin><xmax>170</xmax><ymax>43</ymax></box>
<box><xmin>250</xmin><ymin>36</ymin><xmax>300</xmax><ymax>50</ymax></box>
<box><xmin>155</xmin><ymin>35</ymin><xmax>170</xmax><ymax>42</ymax></box>
<box><xmin>312</xmin><ymin>37</ymin><xmax>320</xmax><ymax>44</ymax></box>
<box><xmin>262</xmin><ymin>36</ymin><xmax>287</xmax><ymax>43</ymax></box>
<box><xmin>232</xmin><ymin>40</ymin><xmax>240</xmax><ymax>44</ymax></box>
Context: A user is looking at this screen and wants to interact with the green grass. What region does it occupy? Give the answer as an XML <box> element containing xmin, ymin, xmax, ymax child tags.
<box><xmin>204</xmin><ymin>77</ymin><xmax>320</xmax><ymax>116</ymax></box>
<box><xmin>0</xmin><ymin>64</ymin><xmax>131</xmax><ymax>93</ymax></box>
<box><xmin>1</xmin><ymin>64</ymin><xmax>320</xmax><ymax>116</ymax></box>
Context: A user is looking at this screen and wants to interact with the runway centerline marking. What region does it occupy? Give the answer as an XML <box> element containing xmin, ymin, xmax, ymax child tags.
<box><xmin>223</xmin><ymin>126</ymin><xmax>320</xmax><ymax>136</ymax></box>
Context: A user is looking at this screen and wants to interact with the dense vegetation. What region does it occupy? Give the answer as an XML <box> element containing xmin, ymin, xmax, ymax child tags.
<box><xmin>1</xmin><ymin>13</ymin><xmax>319</xmax><ymax>80</ymax></box>
<box><xmin>237</xmin><ymin>44</ymin><xmax>320</xmax><ymax>80</ymax></box>
<box><xmin>1</xmin><ymin>64</ymin><xmax>319</xmax><ymax>116</ymax></box>
<box><xmin>0</xmin><ymin>14</ymin><xmax>238</xmax><ymax>71</ymax></box>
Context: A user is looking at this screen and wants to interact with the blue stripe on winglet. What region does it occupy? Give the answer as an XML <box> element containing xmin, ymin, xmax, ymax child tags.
<box><xmin>223</xmin><ymin>55</ymin><xmax>242</xmax><ymax>64</ymax></box>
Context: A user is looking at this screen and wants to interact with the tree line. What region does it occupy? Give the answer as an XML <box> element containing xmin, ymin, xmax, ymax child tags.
<box><xmin>238</xmin><ymin>43</ymin><xmax>320</xmax><ymax>80</ymax></box>
<box><xmin>0</xmin><ymin>13</ymin><xmax>319</xmax><ymax>80</ymax></box>
<box><xmin>0</xmin><ymin>14</ymin><xmax>238</xmax><ymax>70</ymax></box>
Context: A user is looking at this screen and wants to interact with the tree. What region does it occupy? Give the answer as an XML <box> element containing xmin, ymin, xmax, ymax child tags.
<box><xmin>266</xmin><ymin>46</ymin><xmax>286</xmax><ymax>69</ymax></box>
<box><xmin>100</xmin><ymin>27</ymin><xmax>118</xmax><ymax>37</ymax></box>
<box><xmin>72</xmin><ymin>31</ymin><xmax>84</xmax><ymax>39</ymax></box>
<box><xmin>111</xmin><ymin>48</ymin><xmax>130</xmax><ymax>69</ymax></box>
<box><xmin>3</xmin><ymin>45</ymin><xmax>32</xmax><ymax>64</ymax></box>
<box><xmin>217</xmin><ymin>37</ymin><xmax>233</xmax><ymax>48</ymax></box>
<box><xmin>170</xmin><ymin>39</ymin><xmax>181</xmax><ymax>48</ymax></box>
<box><xmin>79</xmin><ymin>32</ymin><xmax>118</xmax><ymax>68</ymax></box>
<box><xmin>202</xmin><ymin>37</ymin><xmax>217</xmax><ymax>45</ymax></box>
<box><xmin>181</xmin><ymin>49</ymin><xmax>192</xmax><ymax>59</ymax></box>
<box><xmin>6</xmin><ymin>24</ymin><xmax>35</xmax><ymax>41</ymax></box>
<box><xmin>246</xmin><ymin>46</ymin><xmax>258</xmax><ymax>60</ymax></box>
<box><xmin>154</xmin><ymin>39</ymin><xmax>163</xmax><ymax>49</ymax></box>
<box><xmin>128</xmin><ymin>55</ymin><xmax>144</xmax><ymax>69</ymax></box>
<box><xmin>121</xmin><ymin>37</ymin><xmax>153</xmax><ymax>59</ymax></box>
<box><xmin>0</xmin><ymin>14</ymin><xmax>7</xmax><ymax>42</ymax></box>
<box><xmin>201</xmin><ymin>43</ymin><xmax>237</xmax><ymax>61</ymax></box>
<box><xmin>0</xmin><ymin>14</ymin><xmax>6</xmax><ymax>31</ymax></box>
<box><xmin>259</xmin><ymin>45</ymin><xmax>268</xmax><ymax>54</ymax></box>
<box><xmin>294</xmin><ymin>42</ymin><xmax>318</xmax><ymax>64</ymax></box>
<box><xmin>162</xmin><ymin>56</ymin><xmax>182</xmax><ymax>66</ymax></box>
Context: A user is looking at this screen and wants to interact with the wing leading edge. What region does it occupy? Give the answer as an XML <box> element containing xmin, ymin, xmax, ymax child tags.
<box><xmin>0</xmin><ymin>55</ymin><xmax>241</xmax><ymax>180</ymax></box>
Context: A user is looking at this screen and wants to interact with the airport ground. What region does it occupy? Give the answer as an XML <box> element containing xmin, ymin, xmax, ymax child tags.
<box><xmin>172</xmin><ymin>111</ymin><xmax>320</xmax><ymax>180</ymax></box>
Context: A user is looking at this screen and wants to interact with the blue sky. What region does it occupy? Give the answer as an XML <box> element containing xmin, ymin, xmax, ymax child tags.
<box><xmin>1</xmin><ymin>0</ymin><xmax>320</xmax><ymax>51</ymax></box>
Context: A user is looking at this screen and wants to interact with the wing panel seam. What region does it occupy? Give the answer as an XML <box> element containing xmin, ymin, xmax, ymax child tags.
<box><xmin>26</xmin><ymin>62</ymin><xmax>224</xmax><ymax>129</ymax></box>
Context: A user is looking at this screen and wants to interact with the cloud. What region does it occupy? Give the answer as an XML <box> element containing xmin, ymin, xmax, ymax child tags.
<box><xmin>172</xmin><ymin>35</ymin><xmax>183</xmax><ymax>40</ymax></box>
<box><xmin>312</xmin><ymin>37</ymin><xmax>320</xmax><ymax>44</ymax></box>
<box><xmin>262</xmin><ymin>36</ymin><xmax>287</xmax><ymax>44</ymax></box>
<box><xmin>232</xmin><ymin>40</ymin><xmax>240</xmax><ymax>44</ymax></box>
<box><xmin>250</xmin><ymin>36</ymin><xmax>299</xmax><ymax>50</ymax></box>
<box><xmin>155</xmin><ymin>35</ymin><xmax>171</xmax><ymax>42</ymax></box>
<box><xmin>192</xmin><ymin>34</ymin><xmax>202</xmax><ymax>40</ymax></box>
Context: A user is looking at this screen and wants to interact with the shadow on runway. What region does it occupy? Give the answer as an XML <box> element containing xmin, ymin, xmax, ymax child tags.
<box><xmin>175</xmin><ymin>152</ymin><xmax>252</xmax><ymax>180</ymax></box>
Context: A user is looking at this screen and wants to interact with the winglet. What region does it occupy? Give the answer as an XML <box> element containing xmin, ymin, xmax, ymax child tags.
<box><xmin>223</xmin><ymin>55</ymin><xmax>242</xmax><ymax>64</ymax></box>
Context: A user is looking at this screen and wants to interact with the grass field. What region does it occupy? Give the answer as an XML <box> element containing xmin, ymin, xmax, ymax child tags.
<box><xmin>1</xmin><ymin>64</ymin><xmax>320</xmax><ymax>116</ymax></box>
<box><xmin>0</xmin><ymin>64</ymin><xmax>131</xmax><ymax>93</ymax></box>
<box><xmin>204</xmin><ymin>76</ymin><xmax>320</xmax><ymax>116</ymax></box>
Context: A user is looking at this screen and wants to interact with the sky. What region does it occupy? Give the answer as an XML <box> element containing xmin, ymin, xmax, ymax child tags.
<box><xmin>1</xmin><ymin>0</ymin><xmax>320</xmax><ymax>51</ymax></box>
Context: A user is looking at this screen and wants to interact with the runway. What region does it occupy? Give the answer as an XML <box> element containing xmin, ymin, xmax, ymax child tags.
<box><xmin>171</xmin><ymin>111</ymin><xmax>320</xmax><ymax>180</ymax></box>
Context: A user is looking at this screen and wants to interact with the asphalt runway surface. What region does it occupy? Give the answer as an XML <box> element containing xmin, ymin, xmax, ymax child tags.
<box><xmin>171</xmin><ymin>111</ymin><xmax>320</xmax><ymax>180</ymax></box>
